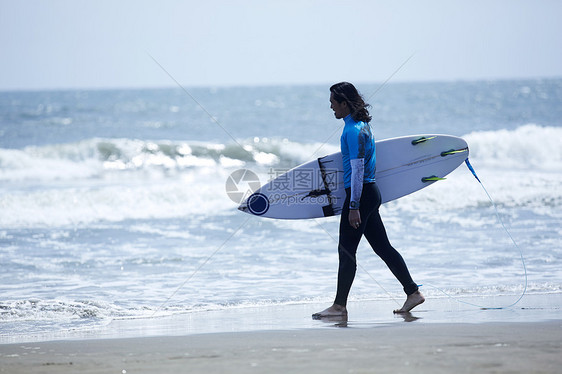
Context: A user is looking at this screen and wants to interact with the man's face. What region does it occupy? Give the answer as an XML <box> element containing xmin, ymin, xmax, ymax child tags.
<box><xmin>330</xmin><ymin>93</ymin><xmax>349</xmax><ymax>119</ymax></box>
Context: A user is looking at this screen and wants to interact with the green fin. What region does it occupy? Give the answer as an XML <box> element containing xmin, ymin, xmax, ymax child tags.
<box><xmin>411</xmin><ymin>136</ymin><xmax>437</xmax><ymax>145</ymax></box>
<box><xmin>441</xmin><ymin>148</ymin><xmax>468</xmax><ymax>157</ymax></box>
<box><xmin>422</xmin><ymin>176</ymin><xmax>446</xmax><ymax>182</ymax></box>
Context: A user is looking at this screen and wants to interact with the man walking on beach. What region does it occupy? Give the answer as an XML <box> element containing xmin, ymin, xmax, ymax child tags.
<box><xmin>313</xmin><ymin>82</ymin><xmax>425</xmax><ymax>318</ymax></box>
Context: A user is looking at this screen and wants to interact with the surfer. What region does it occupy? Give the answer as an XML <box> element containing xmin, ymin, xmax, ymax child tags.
<box><xmin>313</xmin><ymin>82</ymin><xmax>425</xmax><ymax>318</ymax></box>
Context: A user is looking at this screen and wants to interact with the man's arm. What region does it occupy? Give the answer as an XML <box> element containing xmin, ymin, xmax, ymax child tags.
<box><xmin>350</xmin><ymin>158</ymin><xmax>364</xmax><ymax>209</ymax></box>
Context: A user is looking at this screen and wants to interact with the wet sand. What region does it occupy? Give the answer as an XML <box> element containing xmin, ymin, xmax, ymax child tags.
<box><xmin>1</xmin><ymin>294</ymin><xmax>561</xmax><ymax>373</ymax></box>
<box><xmin>1</xmin><ymin>321</ymin><xmax>561</xmax><ymax>374</ymax></box>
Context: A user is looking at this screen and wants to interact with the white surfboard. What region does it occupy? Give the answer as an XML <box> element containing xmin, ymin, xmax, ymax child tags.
<box><xmin>238</xmin><ymin>134</ymin><xmax>468</xmax><ymax>219</ymax></box>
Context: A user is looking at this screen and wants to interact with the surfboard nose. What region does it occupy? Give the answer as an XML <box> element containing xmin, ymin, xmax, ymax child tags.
<box><xmin>238</xmin><ymin>202</ymin><xmax>249</xmax><ymax>213</ymax></box>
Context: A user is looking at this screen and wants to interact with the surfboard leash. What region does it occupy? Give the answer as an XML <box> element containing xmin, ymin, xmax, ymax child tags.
<box><xmin>426</xmin><ymin>158</ymin><xmax>528</xmax><ymax>310</ymax></box>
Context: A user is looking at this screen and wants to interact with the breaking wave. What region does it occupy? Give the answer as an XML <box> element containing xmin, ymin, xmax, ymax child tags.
<box><xmin>0</xmin><ymin>125</ymin><xmax>559</xmax><ymax>227</ymax></box>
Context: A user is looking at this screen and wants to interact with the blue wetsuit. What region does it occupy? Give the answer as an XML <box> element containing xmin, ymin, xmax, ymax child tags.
<box><xmin>335</xmin><ymin>115</ymin><xmax>418</xmax><ymax>307</ymax></box>
<box><xmin>340</xmin><ymin>114</ymin><xmax>376</xmax><ymax>189</ymax></box>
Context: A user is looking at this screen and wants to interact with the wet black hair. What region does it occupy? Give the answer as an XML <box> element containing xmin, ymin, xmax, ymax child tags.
<box><xmin>330</xmin><ymin>82</ymin><xmax>372</xmax><ymax>123</ymax></box>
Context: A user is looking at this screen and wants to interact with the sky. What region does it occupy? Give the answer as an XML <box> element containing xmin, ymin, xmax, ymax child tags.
<box><xmin>1</xmin><ymin>0</ymin><xmax>562</xmax><ymax>91</ymax></box>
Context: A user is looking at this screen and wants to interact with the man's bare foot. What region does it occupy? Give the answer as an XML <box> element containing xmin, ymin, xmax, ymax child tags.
<box><xmin>393</xmin><ymin>291</ymin><xmax>425</xmax><ymax>314</ymax></box>
<box><xmin>312</xmin><ymin>304</ymin><xmax>347</xmax><ymax>319</ymax></box>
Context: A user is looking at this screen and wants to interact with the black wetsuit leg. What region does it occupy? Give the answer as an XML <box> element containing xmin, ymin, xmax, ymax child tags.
<box><xmin>334</xmin><ymin>183</ymin><xmax>418</xmax><ymax>307</ymax></box>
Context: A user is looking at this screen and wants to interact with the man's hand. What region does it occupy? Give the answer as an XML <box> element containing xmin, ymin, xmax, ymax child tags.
<box><xmin>348</xmin><ymin>209</ymin><xmax>361</xmax><ymax>229</ymax></box>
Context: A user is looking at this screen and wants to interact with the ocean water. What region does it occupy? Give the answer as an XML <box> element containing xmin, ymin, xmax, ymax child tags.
<box><xmin>1</xmin><ymin>79</ymin><xmax>561</xmax><ymax>341</ymax></box>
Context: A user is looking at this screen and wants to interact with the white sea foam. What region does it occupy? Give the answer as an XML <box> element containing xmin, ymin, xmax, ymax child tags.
<box><xmin>0</xmin><ymin>126</ymin><xmax>559</xmax><ymax>228</ymax></box>
<box><xmin>464</xmin><ymin>124</ymin><xmax>562</xmax><ymax>170</ymax></box>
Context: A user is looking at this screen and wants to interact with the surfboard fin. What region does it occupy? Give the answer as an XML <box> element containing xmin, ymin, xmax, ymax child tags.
<box><xmin>411</xmin><ymin>136</ymin><xmax>436</xmax><ymax>145</ymax></box>
<box><xmin>441</xmin><ymin>148</ymin><xmax>468</xmax><ymax>157</ymax></box>
<box><xmin>421</xmin><ymin>175</ymin><xmax>446</xmax><ymax>182</ymax></box>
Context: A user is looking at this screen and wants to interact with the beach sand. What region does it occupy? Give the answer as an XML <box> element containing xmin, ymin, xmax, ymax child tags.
<box><xmin>1</xmin><ymin>295</ymin><xmax>561</xmax><ymax>373</ymax></box>
<box><xmin>1</xmin><ymin>321</ymin><xmax>561</xmax><ymax>374</ymax></box>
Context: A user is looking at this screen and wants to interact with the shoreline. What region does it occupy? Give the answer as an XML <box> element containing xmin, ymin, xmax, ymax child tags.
<box><xmin>1</xmin><ymin>321</ymin><xmax>561</xmax><ymax>374</ymax></box>
<box><xmin>1</xmin><ymin>294</ymin><xmax>561</xmax><ymax>373</ymax></box>
<box><xmin>1</xmin><ymin>293</ymin><xmax>561</xmax><ymax>345</ymax></box>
